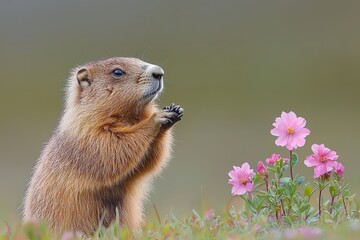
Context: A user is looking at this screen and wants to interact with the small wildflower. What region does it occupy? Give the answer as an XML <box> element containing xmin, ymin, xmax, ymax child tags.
<box><xmin>203</xmin><ymin>208</ymin><xmax>215</xmax><ymax>220</ymax></box>
<box><xmin>334</xmin><ymin>162</ymin><xmax>345</xmax><ymax>177</ymax></box>
<box><xmin>265</xmin><ymin>153</ymin><xmax>289</xmax><ymax>165</ymax></box>
<box><xmin>284</xmin><ymin>227</ymin><xmax>322</xmax><ymax>239</ymax></box>
<box><xmin>321</xmin><ymin>171</ymin><xmax>332</xmax><ymax>181</ymax></box>
<box><xmin>256</xmin><ymin>161</ymin><xmax>268</xmax><ymax>179</ymax></box>
<box><xmin>297</xmin><ymin>227</ymin><xmax>322</xmax><ymax>238</ymax></box>
<box><xmin>270</xmin><ymin>111</ymin><xmax>310</xmax><ymax>150</ymax></box>
<box><xmin>304</xmin><ymin>144</ymin><xmax>339</xmax><ymax>178</ymax></box>
<box><xmin>61</xmin><ymin>231</ymin><xmax>76</xmax><ymax>240</ymax></box>
<box><xmin>228</xmin><ymin>163</ymin><xmax>254</xmax><ymax>195</ymax></box>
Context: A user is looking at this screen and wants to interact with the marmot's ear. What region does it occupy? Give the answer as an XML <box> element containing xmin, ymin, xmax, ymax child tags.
<box><xmin>76</xmin><ymin>68</ymin><xmax>92</xmax><ymax>88</ymax></box>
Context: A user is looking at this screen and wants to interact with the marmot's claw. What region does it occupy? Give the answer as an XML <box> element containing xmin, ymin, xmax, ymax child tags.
<box><xmin>160</xmin><ymin>103</ymin><xmax>184</xmax><ymax>129</ymax></box>
<box><xmin>163</xmin><ymin>104</ymin><xmax>183</xmax><ymax>113</ymax></box>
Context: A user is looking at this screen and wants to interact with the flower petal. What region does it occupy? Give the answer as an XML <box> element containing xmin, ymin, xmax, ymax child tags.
<box><xmin>304</xmin><ymin>156</ymin><xmax>319</xmax><ymax>167</ymax></box>
<box><xmin>241</xmin><ymin>162</ymin><xmax>251</xmax><ymax>172</ymax></box>
<box><xmin>228</xmin><ymin>179</ymin><xmax>238</xmax><ymax>185</ymax></box>
<box><xmin>246</xmin><ymin>182</ymin><xmax>253</xmax><ymax>192</ymax></box>
<box><xmin>232</xmin><ymin>184</ymin><xmax>247</xmax><ymax>195</ymax></box>
<box><xmin>228</xmin><ymin>167</ymin><xmax>239</xmax><ymax>178</ymax></box>
<box><xmin>275</xmin><ymin>135</ymin><xmax>288</xmax><ymax>147</ymax></box>
<box><xmin>286</xmin><ymin>135</ymin><xmax>296</xmax><ymax>150</ymax></box>
<box><xmin>325</xmin><ymin>160</ymin><xmax>337</xmax><ymax>172</ymax></box>
<box><xmin>270</xmin><ymin>127</ymin><xmax>283</xmax><ymax>137</ymax></box>
<box><xmin>293</xmin><ymin>117</ymin><xmax>306</xmax><ymax>130</ymax></box>
<box><xmin>288</xmin><ymin>111</ymin><xmax>297</xmax><ymax>119</ymax></box>
<box><xmin>294</xmin><ymin>128</ymin><xmax>310</xmax><ymax>138</ymax></box>
<box><xmin>314</xmin><ymin>164</ymin><xmax>327</xmax><ymax>178</ymax></box>
<box><xmin>311</xmin><ymin>144</ymin><xmax>321</xmax><ymax>154</ymax></box>
<box><xmin>326</xmin><ymin>151</ymin><xmax>338</xmax><ymax>161</ymax></box>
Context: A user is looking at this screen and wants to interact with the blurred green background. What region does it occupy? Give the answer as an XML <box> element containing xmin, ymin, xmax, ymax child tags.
<box><xmin>1</xmin><ymin>0</ymin><xmax>359</xmax><ymax>222</ymax></box>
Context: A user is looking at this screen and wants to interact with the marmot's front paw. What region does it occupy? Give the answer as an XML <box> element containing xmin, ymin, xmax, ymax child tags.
<box><xmin>157</xmin><ymin>103</ymin><xmax>184</xmax><ymax>130</ymax></box>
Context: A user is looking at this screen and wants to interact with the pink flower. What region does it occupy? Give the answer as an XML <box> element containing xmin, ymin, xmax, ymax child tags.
<box><xmin>270</xmin><ymin>111</ymin><xmax>310</xmax><ymax>150</ymax></box>
<box><xmin>265</xmin><ymin>153</ymin><xmax>289</xmax><ymax>165</ymax></box>
<box><xmin>228</xmin><ymin>163</ymin><xmax>254</xmax><ymax>195</ymax></box>
<box><xmin>203</xmin><ymin>208</ymin><xmax>215</xmax><ymax>220</ymax></box>
<box><xmin>297</xmin><ymin>227</ymin><xmax>322</xmax><ymax>238</ymax></box>
<box><xmin>304</xmin><ymin>144</ymin><xmax>339</xmax><ymax>178</ymax></box>
<box><xmin>61</xmin><ymin>231</ymin><xmax>77</xmax><ymax>240</ymax></box>
<box><xmin>334</xmin><ymin>162</ymin><xmax>345</xmax><ymax>177</ymax></box>
<box><xmin>257</xmin><ymin>161</ymin><xmax>268</xmax><ymax>178</ymax></box>
<box><xmin>284</xmin><ymin>227</ymin><xmax>322</xmax><ymax>239</ymax></box>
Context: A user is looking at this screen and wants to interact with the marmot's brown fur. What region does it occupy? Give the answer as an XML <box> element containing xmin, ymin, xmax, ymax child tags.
<box><xmin>23</xmin><ymin>57</ymin><xmax>183</xmax><ymax>235</ymax></box>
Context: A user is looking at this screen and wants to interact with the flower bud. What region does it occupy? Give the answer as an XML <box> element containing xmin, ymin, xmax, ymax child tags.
<box><xmin>257</xmin><ymin>161</ymin><xmax>268</xmax><ymax>179</ymax></box>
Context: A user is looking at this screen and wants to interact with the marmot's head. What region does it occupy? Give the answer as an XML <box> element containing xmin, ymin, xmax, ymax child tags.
<box><xmin>65</xmin><ymin>57</ymin><xmax>164</xmax><ymax>118</ymax></box>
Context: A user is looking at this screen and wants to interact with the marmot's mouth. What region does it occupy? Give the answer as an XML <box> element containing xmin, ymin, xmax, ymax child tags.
<box><xmin>143</xmin><ymin>81</ymin><xmax>163</xmax><ymax>100</ymax></box>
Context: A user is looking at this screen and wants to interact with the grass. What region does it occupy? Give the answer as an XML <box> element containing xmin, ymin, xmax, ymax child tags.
<box><xmin>1</xmin><ymin>207</ymin><xmax>360</xmax><ymax>240</ymax></box>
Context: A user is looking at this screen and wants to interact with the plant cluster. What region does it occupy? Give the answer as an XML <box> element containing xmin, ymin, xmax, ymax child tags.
<box><xmin>228</xmin><ymin>111</ymin><xmax>357</xmax><ymax>225</ymax></box>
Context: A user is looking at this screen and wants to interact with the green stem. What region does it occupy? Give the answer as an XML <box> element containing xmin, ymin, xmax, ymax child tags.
<box><xmin>265</xmin><ymin>179</ymin><xmax>269</xmax><ymax>192</ymax></box>
<box><xmin>289</xmin><ymin>150</ymin><xmax>294</xmax><ymax>180</ymax></box>
<box><xmin>281</xmin><ymin>199</ymin><xmax>285</xmax><ymax>216</ymax></box>
<box><xmin>329</xmin><ymin>196</ymin><xmax>335</xmax><ymax>215</ymax></box>
<box><xmin>339</xmin><ymin>179</ymin><xmax>348</xmax><ymax>218</ymax></box>
<box><xmin>342</xmin><ymin>193</ymin><xmax>348</xmax><ymax>217</ymax></box>
<box><xmin>319</xmin><ymin>187</ymin><xmax>323</xmax><ymax>219</ymax></box>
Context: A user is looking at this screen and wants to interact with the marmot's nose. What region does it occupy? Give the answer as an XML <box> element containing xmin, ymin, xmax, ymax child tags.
<box><xmin>149</xmin><ymin>65</ymin><xmax>164</xmax><ymax>80</ymax></box>
<box><xmin>152</xmin><ymin>72</ymin><xmax>163</xmax><ymax>80</ymax></box>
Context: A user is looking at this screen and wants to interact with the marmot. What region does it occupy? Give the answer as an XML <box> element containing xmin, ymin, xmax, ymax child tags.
<box><xmin>23</xmin><ymin>57</ymin><xmax>183</xmax><ymax>235</ymax></box>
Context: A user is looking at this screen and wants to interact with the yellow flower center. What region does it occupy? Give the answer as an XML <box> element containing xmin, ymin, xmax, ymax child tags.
<box><xmin>239</xmin><ymin>178</ymin><xmax>247</xmax><ymax>184</ymax></box>
<box><xmin>320</xmin><ymin>156</ymin><xmax>325</xmax><ymax>162</ymax></box>
<box><xmin>287</xmin><ymin>127</ymin><xmax>294</xmax><ymax>134</ymax></box>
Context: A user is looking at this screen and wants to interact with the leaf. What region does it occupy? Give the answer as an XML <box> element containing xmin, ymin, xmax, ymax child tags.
<box><xmin>348</xmin><ymin>193</ymin><xmax>357</xmax><ymax>202</ymax></box>
<box><xmin>280</xmin><ymin>177</ymin><xmax>291</xmax><ymax>185</ymax></box>
<box><xmin>253</xmin><ymin>174</ymin><xmax>261</xmax><ymax>183</ymax></box>
<box><xmin>304</xmin><ymin>184</ymin><xmax>313</xmax><ymax>197</ymax></box>
<box><xmin>254</xmin><ymin>181</ymin><xmax>265</xmax><ymax>190</ymax></box>
<box><xmin>256</xmin><ymin>197</ymin><xmax>266</xmax><ymax>212</ymax></box>
<box><xmin>192</xmin><ymin>209</ymin><xmax>201</xmax><ymax>220</ymax></box>
<box><xmin>267</xmin><ymin>166</ymin><xmax>277</xmax><ymax>173</ymax></box>
<box><xmin>291</xmin><ymin>152</ymin><xmax>298</xmax><ymax>166</ymax></box>
<box><xmin>296</xmin><ymin>176</ymin><xmax>305</xmax><ymax>185</ymax></box>
<box><xmin>307</xmin><ymin>216</ymin><xmax>319</xmax><ymax>224</ymax></box>
<box><xmin>299</xmin><ymin>203</ymin><xmax>310</xmax><ymax>213</ymax></box>
<box><xmin>293</xmin><ymin>197</ymin><xmax>299</xmax><ymax>206</ymax></box>
<box><xmin>283</xmin><ymin>216</ymin><xmax>293</xmax><ymax>226</ymax></box>
<box><xmin>333</xmin><ymin>208</ymin><xmax>340</xmax><ymax>220</ymax></box>
<box><xmin>329</xmin><ymin>186</ymin><xmax>336</xmax><ymax>197</ymax></box>
<box><xmin>325</xmin><ymin>219</ymin><xmax>334</xmax><ymax>224</ymax></box>
<box><xmin>246</xmin><ymin>199</ymin><xmax>257</xmax><ymax>213</ymax></box>
<box><xmin>281</xmin><ymin>165</ymin><xmax>289</xmax><ymax>172</ymax></box>
<box><xmin>115</xmin><ymin>207</ymin><xmax>120</xmax><ymax>224</ymax></box>
<box><xmin>343</xmin><ymin>189</ymin><xmax>351</xmax><ymax>197</ymax></box>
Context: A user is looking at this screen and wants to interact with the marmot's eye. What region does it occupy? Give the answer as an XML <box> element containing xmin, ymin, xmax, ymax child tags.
<box><xmin>112</xmin><ymin>68</ymin><xmax>125</xmax><ymax>77</ymax></box>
